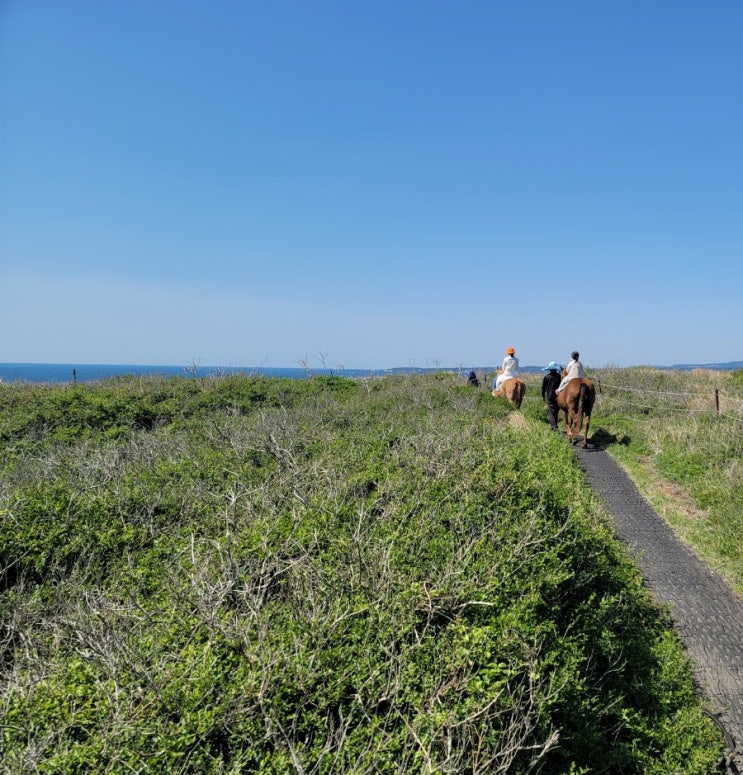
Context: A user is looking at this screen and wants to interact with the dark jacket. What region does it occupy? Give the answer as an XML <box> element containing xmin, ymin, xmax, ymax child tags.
<box><xmin>542</xmin><ymin>370</ymin><xmax>561</xmax><ymax>402</ymax></box>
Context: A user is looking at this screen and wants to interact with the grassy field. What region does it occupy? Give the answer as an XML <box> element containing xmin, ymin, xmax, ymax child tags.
<box><xmin>0</xmin><ymin>369</ymin><xmax>734</xmax><ymax>773</ymax></box>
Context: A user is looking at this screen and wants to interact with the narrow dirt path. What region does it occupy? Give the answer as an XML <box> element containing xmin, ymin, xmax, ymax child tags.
<box><xmin>573</xmin><ymin>443</ymin><xmax>743</xmax><ymax>773</ymax></box>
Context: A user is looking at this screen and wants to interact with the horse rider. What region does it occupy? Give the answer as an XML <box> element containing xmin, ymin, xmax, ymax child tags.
<box><xmin>493</xmin><ymin>347</ymin><xmax>519</xmax><ymax>391</ymax></box>
<box><xmin>555</xmin><ymin>351</ymin><xmax>584</xmax><ymax>394</ymax></box>
<box><xmin>541</xmin><ymin>361</ymin><xmax>563</xmax><ymax>430</ymax></box>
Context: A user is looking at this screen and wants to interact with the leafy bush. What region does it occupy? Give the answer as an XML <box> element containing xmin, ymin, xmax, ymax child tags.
<box><xmin>0</xmin><ymin>373</ymin><xmax>723</xmax><ymax>772</ymax></box>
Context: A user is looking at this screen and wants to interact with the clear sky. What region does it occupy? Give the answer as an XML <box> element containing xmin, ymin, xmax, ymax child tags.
<box><xmin>2</xmin><ymin>1</ymin><xmax>741</xmax><ymax>370</ymax></box>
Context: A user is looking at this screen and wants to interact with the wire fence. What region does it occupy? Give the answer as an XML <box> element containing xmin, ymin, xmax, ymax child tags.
<box><xmin>594</xmin><ymin>379</ymin><xmax>743</xmax><ymax>425</ymax></box>
<box><xmin>509</xmin><ymin>373</ymin><xmax>743</xmax><ymax>425</ymax></box>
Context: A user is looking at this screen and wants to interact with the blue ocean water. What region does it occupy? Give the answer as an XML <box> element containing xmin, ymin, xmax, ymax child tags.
<box><xmin>4</xmin><ymin>361</ymin><xmax>737</xmax><ymax>384</ymax></box>
<box><xmin>0</xmin><ymin>363</ymin><xmax>384</xmax><ymax>384</ymax></box>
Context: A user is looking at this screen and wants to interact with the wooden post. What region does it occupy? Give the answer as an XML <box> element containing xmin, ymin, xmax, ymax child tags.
<box><xmin>715</xmin><ymin>388</ymin><xmax>719</xmax><ymax>415</ymax></box>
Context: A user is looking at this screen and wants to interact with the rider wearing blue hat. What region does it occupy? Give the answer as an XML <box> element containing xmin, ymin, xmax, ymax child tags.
<box><xmin>541</xmin><ymin>361</ymin><xmax>563</xmax><ymax>431</ymax></box>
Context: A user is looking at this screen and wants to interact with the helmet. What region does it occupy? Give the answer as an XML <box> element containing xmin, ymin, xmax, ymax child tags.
<box><xmin>506</xmin><ymin>347</ymin><xmax>515</xmax><ymax>355</ymax></box>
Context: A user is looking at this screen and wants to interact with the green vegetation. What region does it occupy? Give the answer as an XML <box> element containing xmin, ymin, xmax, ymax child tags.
<box><xmin>0</xmin><ymin>372</ymin><xmax>725</xmax><ymax>773</ymax></box>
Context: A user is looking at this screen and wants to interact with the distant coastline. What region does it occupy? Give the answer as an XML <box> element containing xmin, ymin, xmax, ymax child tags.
<box><xmin>0</xmin><ymin>363</ymin><xmax>470</xmax><ymax>384</ymax></box>
<box><xmin>0</xmin><ymin>363</ymin><xmax>379</xmax><ymax>384</ymax></box>
<box><xmin>1</xmin><ymin>361</ymin><xmax>741</xmax><ymax>384</ymax></box>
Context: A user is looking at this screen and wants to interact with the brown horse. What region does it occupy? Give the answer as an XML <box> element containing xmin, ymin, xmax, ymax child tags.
<box><xmin>492</xmin><ymin>371</ymin><xmax>526</xmax><ymax>409</ymax></box>
<box><xmin>557</xmin><ymin>377</ymin><xmax>596</xmax><ymax>447</ymax></box>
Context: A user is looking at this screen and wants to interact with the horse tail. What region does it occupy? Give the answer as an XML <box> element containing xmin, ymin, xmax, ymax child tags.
<box><xmin>578</xmin><ymin>383</ymin><xmax>587</xmax><ymax>411</ymax></box>
<box><xmin>512</xmin><ymin>380</ymin><xmax>525</xmax><ymax>409</ymax></box>
<box><xmin>575</xmin><ymin>383</ymin><xmax>587</xmax><ymax>433</ymax></box>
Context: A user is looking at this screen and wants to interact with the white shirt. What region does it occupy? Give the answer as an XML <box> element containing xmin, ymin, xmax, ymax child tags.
<box><xmin>556</xmin><ymin>359</ymin><xmax>585</xmax><ymax>392</ymax></box>
<box><xmin>563</xmin><ymin>359</ymin><xmax>584</xmax><ymax>381</ymax></box>
<box><xmin>501</xmin><ymin>355</ymin><xmax>519</xmax><ymax>377</ymax></box>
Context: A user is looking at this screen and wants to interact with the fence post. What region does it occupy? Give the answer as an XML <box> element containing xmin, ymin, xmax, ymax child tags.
<box><xmin>715</xmin><ymin>388</ymin><xmax>719</xmax><ymax>415</ymax></box>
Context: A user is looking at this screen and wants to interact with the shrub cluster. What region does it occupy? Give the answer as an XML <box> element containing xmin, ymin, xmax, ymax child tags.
<box><xmin>0</xmin><ymin>373</ymin><xmax>722</xmax><ymax>773</ymax></box>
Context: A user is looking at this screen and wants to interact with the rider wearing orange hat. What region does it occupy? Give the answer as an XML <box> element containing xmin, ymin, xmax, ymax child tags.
<box><xmin>494</xmin><ymin>347</ymin><xmax>520</xmax><ymax>391</ymax></box>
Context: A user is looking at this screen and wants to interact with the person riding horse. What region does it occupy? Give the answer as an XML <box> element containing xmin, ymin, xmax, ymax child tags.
<box><xmin>556</xmin><ymin>358</ymin><xmax>595</xmax><ymax>447</ymax></box>
<box><xmin>493</xmin><ymin>347</ymin><xmax>519</xmax><ymax>391</ymax></box>
<box><xmin>556</xmin><ymin>351</ymin><xmax>584</xmax><ymax>394</ymax></box>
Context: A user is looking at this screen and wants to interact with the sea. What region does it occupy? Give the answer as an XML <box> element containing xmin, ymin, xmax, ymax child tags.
<box><xmin>2</xmin><ymin>361</ymin><xmax>740</xmax><ymax>385</ymax></box>
<box><xmin>0</xmin><ymin>363</ymin><xmax>388</xmax><ymax>384</ymax></box>
<box><xmin>0</xmin><ymin>363</ymin><xmax>488</xmax><ymax>384</ymax></box>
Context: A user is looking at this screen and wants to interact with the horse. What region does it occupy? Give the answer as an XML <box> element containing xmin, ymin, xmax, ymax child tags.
<box><xmin>492</xmin><ymin>369</ymin><xmax>526</xmax><ymax>409</ymax></box>
<box><xmin>556</xmin><ymin>376</ymin><xmax>596</xmax><ymax>447</ymax></box>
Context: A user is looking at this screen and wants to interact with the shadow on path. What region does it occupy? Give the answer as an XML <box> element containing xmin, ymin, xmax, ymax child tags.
<box><xmin>573</xmin><ymin>444</ymin><xmax>743</xmax><ymax>773</ymax></box>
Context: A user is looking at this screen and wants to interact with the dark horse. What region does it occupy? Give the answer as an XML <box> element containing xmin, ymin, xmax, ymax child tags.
<box><xmin>556</xmin><ymin>377</ymin><xmax>596</xmax><ymax>447</ymax></box>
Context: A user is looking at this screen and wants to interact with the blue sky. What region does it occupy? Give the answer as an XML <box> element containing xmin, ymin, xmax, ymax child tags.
<box><xmin>1</xmin><ymin>1</ymin><xmax>741</xmax><ymax>370</ymax></box>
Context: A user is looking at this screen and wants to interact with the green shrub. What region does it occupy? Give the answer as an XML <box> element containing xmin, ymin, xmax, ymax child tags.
<box><xmin>0</xmin><ymin>373</ymin><xmax>724</xmax><ymax>772</ymax></box>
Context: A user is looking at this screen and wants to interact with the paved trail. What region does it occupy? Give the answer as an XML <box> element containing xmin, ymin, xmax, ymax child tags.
<box><xmin>573</xmin><ymin>444</ymin><xmax>743</xmax><ymax>773</ymax></box>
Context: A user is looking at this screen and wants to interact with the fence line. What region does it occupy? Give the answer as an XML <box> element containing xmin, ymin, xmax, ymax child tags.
<box><xmin>718</xmin><ymin>393</ymin><xmax>743</xmax><ymax>407</ymax></box>
<box><xmin>598</xmin><ymin>381</ymin><xmax>743</xmax><ymax>407</ymax></box>
<box><xmin>594</xmin><ymin>379</ymin><xmax>743</xmax><ymax>421</ymax></box>
<box><xmin>598</xmin><ymin>383</ymin><xmax>699</xmax><ymax>398</ymax></box>
<box><xmin>597</xmin><ymin>395</ymin><xmax>711</xmax><ymax>415</ymax></box>
<box><xmin>523</xmin><ymin>392</ymin><xmax>743</xmax><ymax>423</ymax></box>
<box><xmin>497</xmin><ymin>375</ymin><xmax>743</xmax><ymax>422</ymax></box>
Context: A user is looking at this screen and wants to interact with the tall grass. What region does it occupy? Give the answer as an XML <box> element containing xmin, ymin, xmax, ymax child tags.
<box><xmin>0</xmin><ymin>372</ymin><xmax>724</xmax><ymax>773</ymax></box>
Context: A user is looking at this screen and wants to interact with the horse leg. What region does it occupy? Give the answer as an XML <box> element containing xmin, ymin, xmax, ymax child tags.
<box><xmin>562</xmin><ymin>407</ymin><xmax>572</xmax><ymax>439</ymax></box>
<box><xmin>581</xmin><ymin>413</ymin><xmax>591</xmax><ymax>448</ymax></box>
<box><xmin>573</xmin><ymin>409</ymin><xmax>584</xmax><ymax>445</ymax></box>
<box><xmin>569</xmin><ymin>412</ymin><xmax>579</xmax><ymax>443</ymax></box>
